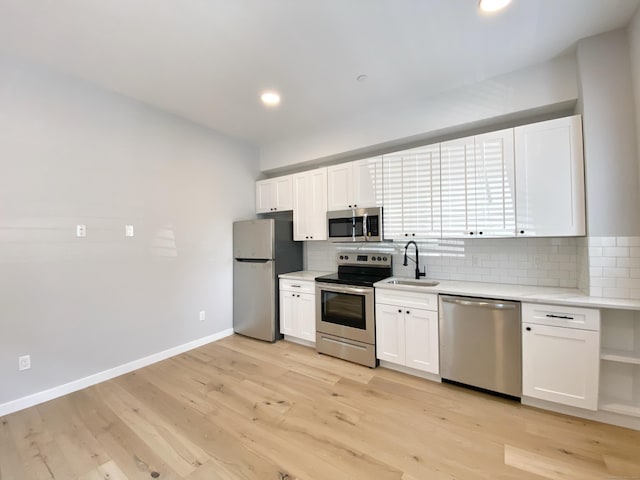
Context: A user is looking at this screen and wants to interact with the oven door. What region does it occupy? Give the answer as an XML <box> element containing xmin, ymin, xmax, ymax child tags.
<box><xmin>315</xmin><ymin>282</ymin><xmax>375</xmax><ymax>345</ymax></box>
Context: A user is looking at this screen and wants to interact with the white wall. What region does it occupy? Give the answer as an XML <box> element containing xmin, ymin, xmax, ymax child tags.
<box><xmin>0</xmin><ymin>57</ymin><xmax>259</xmax><ymax>407</ymax></box>
<box><xmin>577</xmin><ymin>29</ymin><xmax>640</xmax><ymax>236</ymax></box>
<box><xmin>260</xmin><ymin>54</ymin><xmax>578</xmax><ymax>172</ymax></box>
<box><xmin>629</xmin><ymin>6</ymin><xmax>640</xmax><ymax>197</ymax></box>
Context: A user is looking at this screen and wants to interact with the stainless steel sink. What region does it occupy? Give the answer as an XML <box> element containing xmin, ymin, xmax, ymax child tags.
<box><xmin>386</xmin><ymin>279</ymin><xmax>440</xmax><ymax>287</ymax></box>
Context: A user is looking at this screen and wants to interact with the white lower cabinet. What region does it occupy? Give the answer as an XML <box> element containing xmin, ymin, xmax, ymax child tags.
<box><xmin>280</xmin><ymin>279</ymin><xmax>315</xmax><ymax>343</ymax></box>
<box><xmin>375</xmin><ymin>290</ymin><xmax>439</xmax><ymax>374</ymax></box>
<box><xmin>522</xmin><ymin>303</ymin><xmax>600</xmax><ymax>411</ymax></box>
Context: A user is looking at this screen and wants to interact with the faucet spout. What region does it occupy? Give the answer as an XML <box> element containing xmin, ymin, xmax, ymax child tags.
<box><xmin>403</xmin><ymin>241</ymin><xmax>426</xmax><ymax>280</ymax></box>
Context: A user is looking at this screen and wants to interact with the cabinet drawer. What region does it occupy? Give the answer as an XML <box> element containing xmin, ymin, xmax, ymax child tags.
<box><xmin>375</xmin><ymin>289</ymin><xmax>438</xmax><ymax>311</ymax></box>
<box><xmin>280</xmin><ymin>279</ymin><xmax>315</xmax><ymax>295</ymax></box>
<box><xmin>522</xmin><ymin>302</ymin><xmax>600</xmax><ymax>331</ymax></box>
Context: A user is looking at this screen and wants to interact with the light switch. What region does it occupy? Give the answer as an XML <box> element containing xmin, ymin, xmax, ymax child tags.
<box><xmin>76</xmin><ymin>224</ymin><xmax>86</xmax><ymax>237</ymax></box>
<box><xmin>125</xmin><ymin>225</ymin><xmax>134</xmax><ymax>237</ymax></box>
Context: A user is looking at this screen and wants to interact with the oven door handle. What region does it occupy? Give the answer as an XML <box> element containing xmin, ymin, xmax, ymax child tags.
<box><xmin>316</xmin><ymin>283</ymin><xmax>372</xmax><ymax>295</ymax></box>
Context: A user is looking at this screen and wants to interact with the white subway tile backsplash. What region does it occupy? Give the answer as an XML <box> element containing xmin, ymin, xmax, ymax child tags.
<box><xmin>603</xmin><ymin>247</ymin><xmax>629</xmax><ymax>257</ymax></box>
<box><xmin>306</xmin><ymin>236</ymin><xmax>640</xmax><ymax>300</ymax></box>
<box><xmin>589</xmin><ymin>267</ymin><xmax>603</xmax><ymax>278</ymax></box>
<box><xmin>589</xmin><ymin>286</ymin><xmax>603</xmax><ymax>296</ymax></box>
<box><xmin>589</xmin><ymin>237</ymin><xmax>617</xmax><ymax>247</ymax></box>
<box><xmin>591</xmin><ymin>277</ymin><xmax>617</xmax><ymax>288</ymax></box>
<box><xmin>588</xmin><ymin>247</ymin><xmax>603</xmax><ymax>257</ymax></box>
<box><xmin>590</xmin><ymin>257</ymin><xmax>617</xmax><ymax>267</ymax></box>
<box><xmin>602</xmin><ymin>267</ymin><xmax>629</xmax><ymax>278</ymax></box>
<box><xmin>616</xmin><ymin>278</ymin><xmax>640</xmax><ymax>289</ymax></box>
<box><xmin>617</xmin><ymin>257</ymin><xmax>640</xmax><ymax>268</ymax></box>
<box><xmin>616</xmin><ymin>237</ymin><xmax>640</xmax><ymax>247</ymax></box>
<box><xmin>306</xmin><ymin>237</ymin><xmax>579</xmax><ymax>289</ymax></box>
<box><xmin>603</xmin><ymin>287</ymin><xmax>630</xmax><ymax>298</ymax></box>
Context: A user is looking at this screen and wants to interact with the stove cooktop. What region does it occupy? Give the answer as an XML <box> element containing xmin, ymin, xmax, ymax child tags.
<box><xmin>315</xmin><ymin>251</ymin><xmax>393</xmax><ymax>287</ymax></box>
<box><xmin>314</xmin><ymin>271</ymin><xmax>391</xmax><ymax>288</ymax></box>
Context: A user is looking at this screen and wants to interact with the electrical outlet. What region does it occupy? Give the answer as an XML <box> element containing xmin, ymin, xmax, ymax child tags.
<box><xmin>76</xmin><ymin>224</ymin><xmax>86</xmax><ymax>237</ymax></box>
<box><xmin>534</xmin><ymin>255</ymin><xmax>543</xmax><ymax>267</ymax></box>
<box><xmin>199</xmin><ymin>310</ymin><xmax>206</xmax><ymax>321</ymax></box>
<box><xmin>18</xmin><ymin>355</ymin><xmax>31</xmax><ymax>371</ymax></box>
<box><xmin>472</xmin><ymin>255</ymin><xmax>480</xmax><ymax>267</ymax></box>
<box><xmin>125</xmin><ymin>225</ymin><xmax>134</xmax><ymax>237</ymax></box>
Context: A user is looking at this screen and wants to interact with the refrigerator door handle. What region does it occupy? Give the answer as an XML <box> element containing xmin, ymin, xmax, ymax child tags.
<box><xmin>235</xmin><ymin>258</ymin><xmax>270</xmax><ymax>263</ymax></box>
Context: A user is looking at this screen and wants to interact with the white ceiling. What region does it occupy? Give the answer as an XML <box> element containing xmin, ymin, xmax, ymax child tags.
<box><xmin>0</xmin><ymin>0</ymin><xmax>639</xmax><ymax>146</ymax></box>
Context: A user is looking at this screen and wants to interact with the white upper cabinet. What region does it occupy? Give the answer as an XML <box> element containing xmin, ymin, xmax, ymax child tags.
<box><xmin>440</xmin><ymin>129</ymin><xmax>515</xmax><ymax>238</ymax></box>
<box><xmin>514</xmin><ymin>115</ymin><xmax>586</xmax><ymax>237</ymax></box>
<box><xmin>383</xmin><ymin>144</ymin><xmax>441</xmax><ymax>240</ymax></box>
<box><xmin>256</xmin><ymin>175</ymin><xmax>293</xmax><ymax>213</ymax></box>
<box><xmin>327</xmin><ymin>157</ymin><xmax>382</xmax><ymax>211</ymax></box>
<box><xmin>474</xmin><ymin>129</ymin><xmax>516</xmax><ymax>237</ymax></box>
<box><xmin>440</xmin><ymin>136</ymin><xmax>476</xmax><ymax>237</ymax></box>
<box><xmin>293</xmin><ymin>167</ymin><xmax>328</xmax><ymax>241</ymax></box>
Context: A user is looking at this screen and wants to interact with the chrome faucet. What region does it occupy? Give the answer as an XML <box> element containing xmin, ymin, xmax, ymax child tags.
<box><xmin>403</xmin><ymin>241</ymin><xmax>426</xmax><ymax>280</ymax></box>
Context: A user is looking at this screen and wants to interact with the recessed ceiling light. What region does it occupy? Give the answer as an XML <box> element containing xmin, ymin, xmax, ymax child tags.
<box><xmin>479</xmin><ymin>0</ymin><xmax>511</xmax><ymax>13</ymax></box>
<box><xmin>357</xmin><ymin>74</ymin><xmax>368</xmax><ymax>82</ymax></box>
<box><xmin>260</xmin><ymin>91</ymin><xmax>281</xmax><ymax>107</ymax></box>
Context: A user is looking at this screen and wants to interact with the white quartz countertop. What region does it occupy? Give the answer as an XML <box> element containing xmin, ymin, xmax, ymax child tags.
<box><xmin>279</xmin><ymin>270</ymin><xmax>332</xmax><ymax>282</ymax></box>
<box><xmin>279</xmin><ymin>270</ymin><xmax>640</xmax><ymax>310</ymax></box>
<box><xmin>375</xmin><ymin>277</ymin><xmax>640</xmax><ymax>311</ymax></box>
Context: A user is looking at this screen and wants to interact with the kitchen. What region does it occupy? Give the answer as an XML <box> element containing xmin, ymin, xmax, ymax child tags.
<box><xmin>3</xmin><ymin>1</ymin><xmax>640</xmax><ymax>478</ymax></box>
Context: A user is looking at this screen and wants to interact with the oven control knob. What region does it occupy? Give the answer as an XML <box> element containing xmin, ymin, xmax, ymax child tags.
<box><xmin>383</xmin><ymin>256</ymin><xmax>387</xmax><ymax>261</ymax></box>
<box><xmin>339</xmin><ymin>255</ymin><xmax>344</xmax><ymax>260</ymax></box>
<box><xmin>377</xmin><ymin>256</ymin><xmax>382</xmax><ymax>261</ymax></box>
<box><xmin>345</xmin><ymin>255</ymin><xmax>349</xmax><ymax>260</ymax></box>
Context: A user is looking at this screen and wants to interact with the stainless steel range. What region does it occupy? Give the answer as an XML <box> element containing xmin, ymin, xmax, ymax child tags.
<box><xmin>315</xmin><ymin>252</ymin><xmax>392</xmax><ymax>367</ymax></box>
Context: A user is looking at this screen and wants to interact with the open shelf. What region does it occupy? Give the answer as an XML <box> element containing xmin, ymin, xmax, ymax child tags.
<box><xmin>601</xmin><ymin>348</ymin><xmax>640</xmax><ymax>365</ymax></box>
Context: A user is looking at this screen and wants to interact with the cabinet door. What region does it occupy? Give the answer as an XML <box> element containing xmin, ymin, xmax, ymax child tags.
<box><xmin>474</xmin><ymin>129</ymin><xmax>516</xmax><ymax>237</ymax></box>
<box><xmin>256</xmin><ymin>180</ymin><xmax>275</xmax><ymax>213</ymax></box>
<box><xmin>297</xmin><ymin>293</ymin><xmax>316</xmax><ymax>342</ymax></box>
<box><xmin>280</xmin><ymin>291</ymin><xmax>297</xmax><ymax>336</ymax></box>
<box><xmin>376</xmin><ymin>304</ymin><xmax>405</xmax><ymax>364</ymax></box>
<box><xmin>382</xmin><ymin>152</ymin><xmax>404</xmax><ymax>240</ymax></box>
<box><xmin>352</xmin><ymin>157</ymin><xmax>382</xmax><ymax>208</ymax></box>
<box><xmin>522</xmin><ymin>322</ymin><xmax>599</xmax><ymax>410</ymax></box>
<box><xmin>274</xmin><ymin>176</ymin><xmax>293</xmax><ymax>211</ymax></box>
<box><xmin>293</xmin><ymin>168</ymin><xmax>327</xmax><ymax>241</ymax></box>
<box><xmin>440</xmin><ymin>136</ymin><xmax>476</xmax><ymax>237</ymax></box>
<box><xmin>292</xmin><ymin>173</ymin><xmax>309</xmax><ymax>241</ymax></box>
<box><xmin>405</xmin><ymin>308</ymin><xmax>439</xmax><ymax>374</ymax></box>
<box><xmin>327</xmin><ymin>163</ymin><xmax>353</xmax><ymax>211</ymax></box>
<box><xmin>515</xmin><ymin>115</ymin><xmax>585</xmax><ymax>237</ymax></box>
<box><xmin>402</xmin><ymin>145</ymin><xmax>441</xmax><ymax>238</ymax></box>
<box><xmin>306</xmin><ymin>168</ymin><xmax>328</xmax><ymax>240</ymax></box>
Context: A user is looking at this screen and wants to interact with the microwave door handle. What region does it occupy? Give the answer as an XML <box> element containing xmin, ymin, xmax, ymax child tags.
<box><xmin>351</xmin><ymin>215</ymin><xmax>356</xmax><ymax>241</ymax></box>
<box><xmin>363</xmin><ymin>212</ymin><xmax>368</xmax><ymax>241</ymax></box>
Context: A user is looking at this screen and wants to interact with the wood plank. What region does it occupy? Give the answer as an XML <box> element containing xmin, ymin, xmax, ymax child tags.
<box><xmin>0</xmin><ymin>334</ymin><xmax>638</xmax><ymax>480</ymax></box>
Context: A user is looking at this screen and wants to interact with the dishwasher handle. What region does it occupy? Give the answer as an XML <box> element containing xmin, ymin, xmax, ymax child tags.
<box><xmin>441</xmin><ymin>297</ymin><xmax>517</xmax><ymax>310</ymax></box>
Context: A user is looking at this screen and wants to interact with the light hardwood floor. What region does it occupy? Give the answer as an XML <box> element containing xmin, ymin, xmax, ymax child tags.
<box><xmin>1</xmin><ymin>334</ymin><xmax>640</xmax><ymax>480</ymax></box>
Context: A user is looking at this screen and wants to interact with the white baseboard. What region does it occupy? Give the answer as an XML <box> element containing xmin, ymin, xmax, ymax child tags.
<box><xmin>522</xmin><ymin>396</ymin><xmax>640</xmax><ymax>431</ymax></box>
<box><xmin>0</xmin><ymin>329</ymin><xmax>234</xmax><ymax>418</ymax></box>
<box><xmin>379</xmin><ymin>360</ymin><xmax>442</xmax><ymax>383</ymax></box>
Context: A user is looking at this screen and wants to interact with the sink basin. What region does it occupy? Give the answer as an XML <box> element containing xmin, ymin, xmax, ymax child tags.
<box><xmin>386</xmin><ymin>279</ymin><xmax>440</xmax><ymax>287</ymax></box>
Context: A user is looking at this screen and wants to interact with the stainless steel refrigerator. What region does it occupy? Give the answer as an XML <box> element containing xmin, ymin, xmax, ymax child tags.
<box><xmin>233</xmin><ymin>216</ymin><xmax>303</xmax><ymax>341</ymax></box>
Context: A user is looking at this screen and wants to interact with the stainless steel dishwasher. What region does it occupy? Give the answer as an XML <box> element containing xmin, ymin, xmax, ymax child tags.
<box><xmin>439</xmin><ymin>295</ymin><xmax>522</xmax><ymax>398</ymax></box>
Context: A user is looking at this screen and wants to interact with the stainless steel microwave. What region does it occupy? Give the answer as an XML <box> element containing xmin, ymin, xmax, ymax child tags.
<box><xmin>327</xmin><ymin>207</ymin><xmax>383</xmax><ymax>242</ymax></box>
